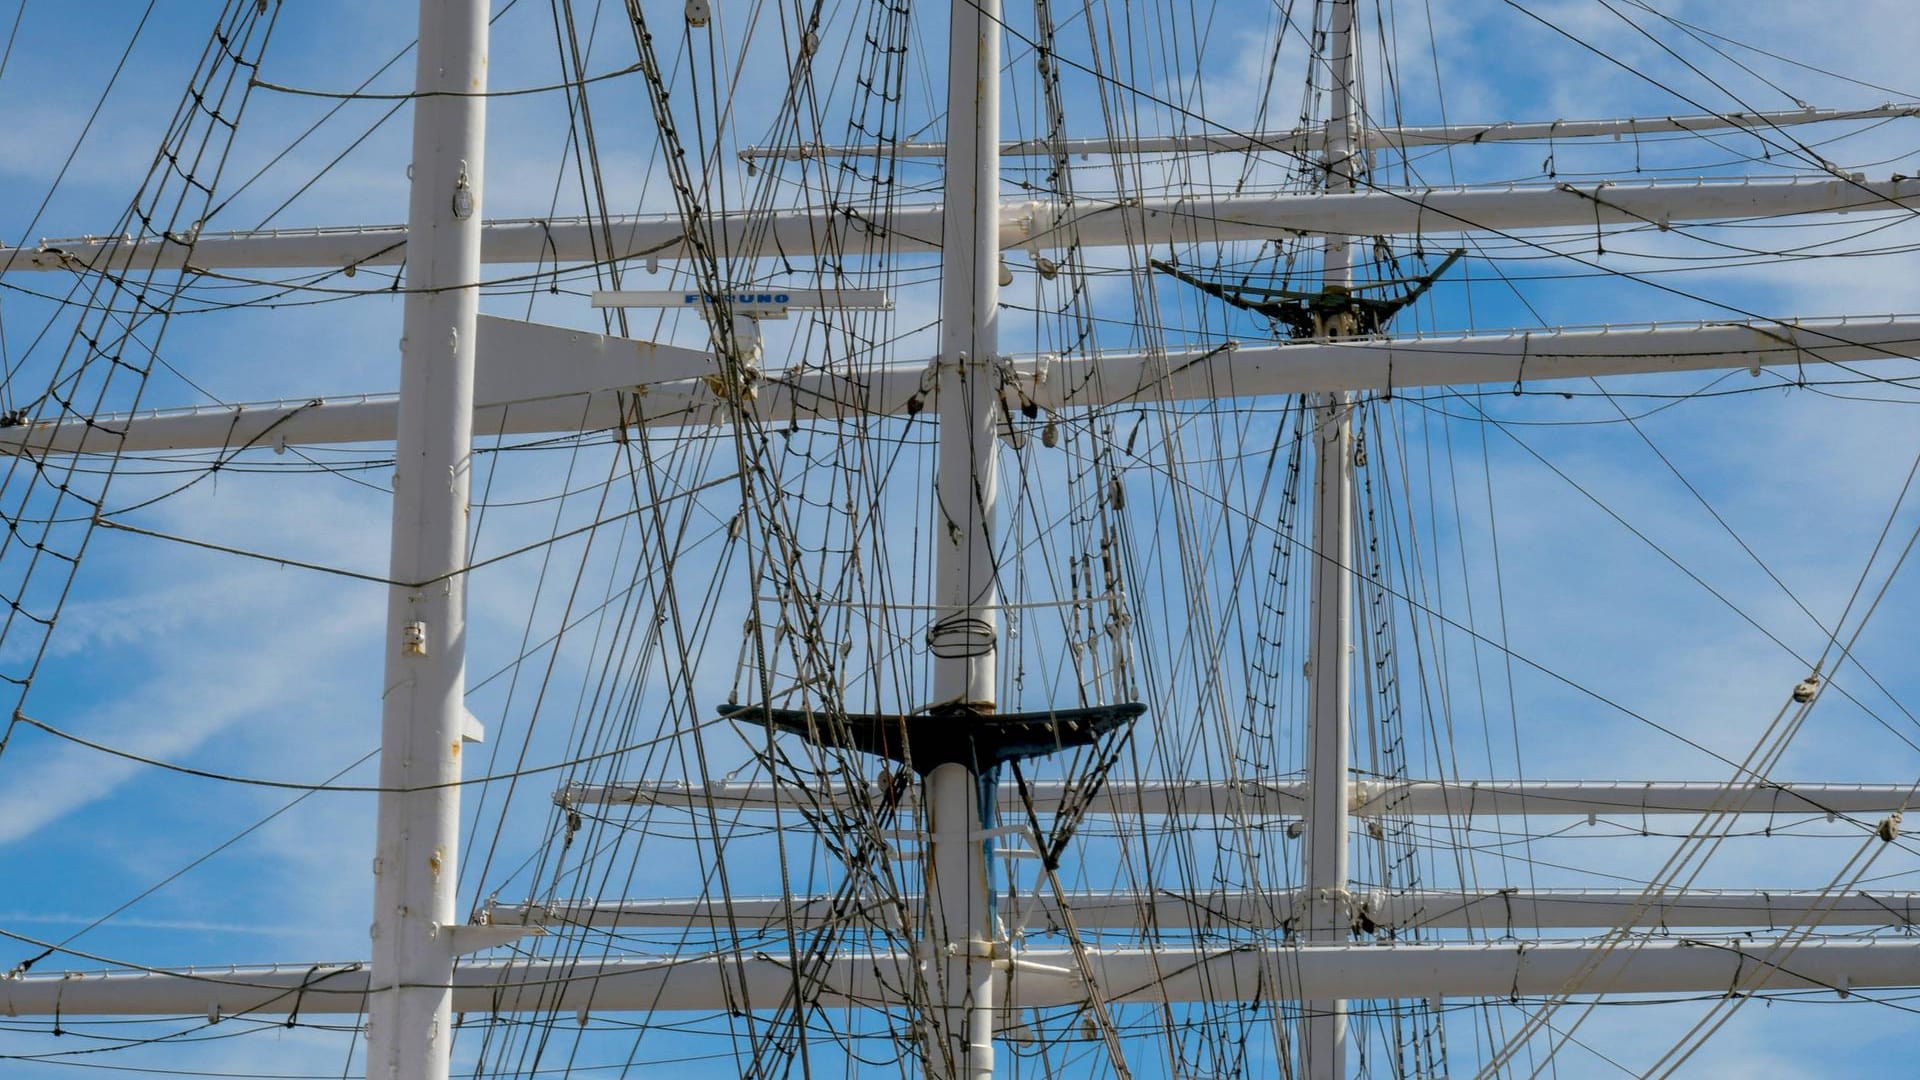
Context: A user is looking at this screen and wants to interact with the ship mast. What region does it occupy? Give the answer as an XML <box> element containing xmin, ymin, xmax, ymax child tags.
<box><xmin>366</xmin><ymin>1</ymin><xmax>488</xmax><ymax>1078</ymax></box>
<box><xmin>1304</xmin><ymin>3</ymin><xmax>1358</xmax><ymax>1076</ymax></box>
<box><xmin>925</xmin><ymin>0</ymin><xmax>1004</xmax><ymax>1075</ymax></box>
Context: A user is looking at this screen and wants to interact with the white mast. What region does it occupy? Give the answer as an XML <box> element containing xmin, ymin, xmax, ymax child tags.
<box><xmin>1305</xmin><ymin>1</ymin><xmax>1358</xmax><ymax>1075</ymax></box>
<box><xmin>366</xmin><ymin>1</ymin><xmax>488</xmax><ymax>1078</ymax></box>
<box><xmin>925</xmin><ymin>0</ymin><xmax>1003</xmax><ymax>1076</ymax></box>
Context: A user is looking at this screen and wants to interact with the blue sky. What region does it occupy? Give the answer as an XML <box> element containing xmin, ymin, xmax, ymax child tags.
<box><xmin>1</xmin><ymin>1</ymin><xmax>1920</xmax><ymax>1077</ymax></box>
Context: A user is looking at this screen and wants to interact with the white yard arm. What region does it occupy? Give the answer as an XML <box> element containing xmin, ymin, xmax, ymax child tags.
<box><xmin>5</xmin><ymin>937</ymin><xmax>1917</xmax><ymax>1016</ymax></box>
<box><xmin>558</xmin><ymin>776</ymin><xmax>1309</xmax><ymax>815</ymax></box>
<box><xmin>563</xmin><ymin>777</ymin><xmax>1916</xmax><ymax>818</ymax></box>
<box><xmin>739</xmin><ymin>103</ymin><xmax>1920</xmax><ymax>160</ymax></box>
<box><xmin>1350</xmin><ymin>778</ymin><xmax>1918</xmax><ymax>818</ymax></box>
<box><xmin>485</xmin><ymin>888</ymin><xmax>1920</xmax><ymax>932</ymax></box>
<box><xmin>8</xmin><ymin>176</ymin><xmax>1918</xmax><ymax>271</ymax></box>
<box><xmin>5</xmin><ymin>314</ymin><xmax>1915</xmax><ymax>455</ymax></box>
<box><xmin>0</xmin><ymin>312</ymin><xmax>720</xmax><ymax>455</ymax></box>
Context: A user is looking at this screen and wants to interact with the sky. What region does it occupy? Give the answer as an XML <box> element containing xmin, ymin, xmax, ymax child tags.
<box><xmin>1</xmin><ymin>0</ymin><xmax>1920</xmax><ymax>1077</ymax></box>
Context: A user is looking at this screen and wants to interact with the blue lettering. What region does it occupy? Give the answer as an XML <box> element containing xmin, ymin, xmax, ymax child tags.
<box><xmin>669</xmin><ymin>290</ymin><xmax>799</xmax><ymax>307</ymax></box>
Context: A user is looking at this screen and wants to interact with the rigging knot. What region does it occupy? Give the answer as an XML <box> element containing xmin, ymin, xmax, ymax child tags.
<box><xmin>928</xmin><ymin>613</ymin><xmax>996</xmax><ymax>660</ymax></box>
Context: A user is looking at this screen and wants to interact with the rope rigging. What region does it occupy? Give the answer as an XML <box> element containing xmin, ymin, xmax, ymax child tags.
<box><xmin>5</xmin><ymin>1</ymin><xmax>1920</xmax><ymax>1077</ymax></box>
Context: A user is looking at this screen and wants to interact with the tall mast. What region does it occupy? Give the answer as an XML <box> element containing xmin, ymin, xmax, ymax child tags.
<box><xmin>924</xmin><ymin>0</ymin><xmax>1003</xmax><ymax>1077</ymax></box>
<box><xmin>1304</xmin><ymin>1</ymin><xmax>1358</xmax><ymax>1077</ymax></box>
<box><xmin>366</xmin><ymin>2</ymin><xmax>488</xmax><ymax>1078</ymax></box>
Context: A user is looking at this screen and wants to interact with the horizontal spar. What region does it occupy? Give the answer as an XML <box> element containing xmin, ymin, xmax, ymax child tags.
<box><xmin>4</xmin><ymin>314</ymin><xmax>1914</xmax><ymax>455</ymax></box>
<box><xmin>9</xmin><ymin>176</ymin><xmax>1918</xmax><ymax>272</ymax></box>
<box><xmin>740</xmin><ymin>103</ymin><xmax>1920</xmax><ymax>160</ymax></box>
<box><xmin>1349</xmin><ymin>778</ymin><xmax>1919</xmax><ymax>818</ymax></box>
<box><xmin>1042</xmin><ymin>314</ymin><xmax>1920</xmax><ymax>411</ymax></box>
<box><xmin>0</xmin><ymin>313</ymin><xmax>716</xmax><ymax>455</ymax></box>
<box><xmin>563</xmin><ymin>777</ymin><xmax>1917</xmax><ymax>819</ymax></box>
<box><xmin>559</xmin><ymin>777</ymin><xmax>1306</xmax><ymax>815</ymax></box>
<box><xmin>486</xmin><ymin>888</ymin><xmax>1920</xmax><ymax>932</ymax></box>
<box><xmin>6</xmin><ymin>937</ymin><xmax>1918</xmax><ymax>1016</ymax></box>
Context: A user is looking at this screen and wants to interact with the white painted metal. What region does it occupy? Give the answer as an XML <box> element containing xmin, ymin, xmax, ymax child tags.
<box><xmin>9</xmin><ymin>313</ymin><xmax>1913</xmax><ymax>455</ymax></box>
<box><xmin>485</xmin><ymin>894</ymin><xmax>906</xmax><ymax>930</ymax></box>
<box><xmin>470</xmin><ymin>315</ymin><xmax>713</xmax><ymax>406</ymax></box>
<box><xmin>484</xmin><ymin>888</ymin><xmax>1920</xmax><ymax>931</ymax></box>
<box><xmin>924</xmin><ymin>763</ymin><xmax>996</xmax><ymax>1080</ymax></box>
<box><xmin>365</xmin><ymin>1</ymin><xmax>486</xmax><ymax>1078</ymax></box>
<box><xmin>1349</xmin><ymin>778</ymin><xmax>1920</xmax><ymax>818</ymax></box>
<box><xmin>737</xmin><ymin>103</ymin><xmax>1920</xmax><ymax>160</ymax></box>
<box><xmin>9</xmin><ymin>937</ymin><xmax>1920</xmax><ymax>1017</ymax></box>
<box><xmin>11</xmin><ymin>176</ymin><xmax>1919</xmax><ymax>270</ymax></box>
<box><xmin>920</xmin><ymin>2</ymin><xmax>1003</xmax><ymax>1076</ymax></box>
<box><xmin>561</xmin><ymin>776</ymin><xmax>1307</xmax><ymax>815</ymax></box>
<box><xmin>563</xmin><ymin>777</ymin><xmax>1917</xmax><ymax>818</ymax></box>
<box><xmin>1304</xmin><ymin>5</ymin><xmax>1358</xmax><ymax>1074</ymax></box>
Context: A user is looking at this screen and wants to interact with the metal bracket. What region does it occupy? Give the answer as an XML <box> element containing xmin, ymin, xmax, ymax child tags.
<box><xmin>442</xmin><ymin>923</ymin><xmax>544</xmax><ymax>956</ymax></box>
